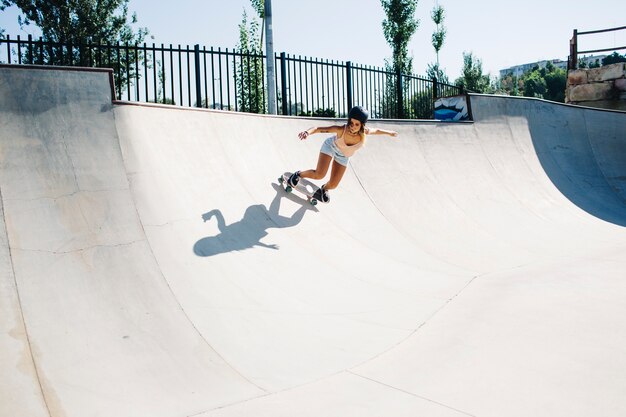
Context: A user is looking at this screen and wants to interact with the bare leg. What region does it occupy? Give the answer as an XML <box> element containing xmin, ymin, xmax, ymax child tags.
<box><xmin>323</xmin><ymin>160</ymin><xmax>347</xmax><ymax>190</ymax></box>
<box><xmin>300</xmin><ymin>152</ymin><xmax>332</xmax><ymax>181</ymax></box>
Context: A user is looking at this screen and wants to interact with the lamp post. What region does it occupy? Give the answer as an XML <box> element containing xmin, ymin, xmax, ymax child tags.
<box><xmin>264</xmin><ymin>0</ymin><xmax>276</xmax><ymax>114</ymax></box>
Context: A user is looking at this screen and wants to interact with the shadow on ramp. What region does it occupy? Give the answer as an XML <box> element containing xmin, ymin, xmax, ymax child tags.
<box><xmin>193</xmin><ymin>183</ymin><xmax>316</xmax><ymax>257</ymax></box>
<box><xmin>527</xmin><ymin>103</ymin><xmax>626</xmax><ymax>227</ymax></box>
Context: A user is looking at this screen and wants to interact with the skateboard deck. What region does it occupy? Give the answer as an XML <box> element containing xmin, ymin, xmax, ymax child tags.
<box><xmin>279</xmin><ymin>172</ymin><xmax>324</xmax><ymax>205</ymax></box>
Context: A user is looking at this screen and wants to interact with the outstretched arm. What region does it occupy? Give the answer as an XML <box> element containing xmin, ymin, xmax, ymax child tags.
<box><xmin>298</xmin><ymin>125</ymin><xmax>343</xmax><ymax>140</ymax></box>
<box><xmin>202</xmin><ymin>209</ymin><xmax>226</xmax><ymax>232</ymax></box>
<box><xmin>365</xmin><ymin>127</ymin><xmax>398</xmax><ymax>137</ymax></box>
<box><xmin>256</xmin><ymin>241</ymin><xmax>279</xmax><ymax>250</ymax></box>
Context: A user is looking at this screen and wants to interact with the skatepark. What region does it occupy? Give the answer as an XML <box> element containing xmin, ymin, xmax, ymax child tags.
<box><xmin>1</xmin><ymin>65</ymin><xmax>626</xmax><ymax>416</ymax></box>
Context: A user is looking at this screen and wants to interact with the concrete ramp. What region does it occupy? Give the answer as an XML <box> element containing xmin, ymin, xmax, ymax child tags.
<box><xmin>2</xmin><ymin>66</ymin><xmax>626</xmax><ymax>417</ymax></box>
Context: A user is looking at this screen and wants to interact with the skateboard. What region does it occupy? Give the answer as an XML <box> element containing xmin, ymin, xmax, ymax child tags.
<box><xmin>279</xmin><ymin>172</ymin><xmax>324</xmax><ymax>206</ymax></box>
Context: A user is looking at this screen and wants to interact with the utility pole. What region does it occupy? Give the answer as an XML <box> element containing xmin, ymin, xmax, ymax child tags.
<box><xmin>264</xmin><ymin>0</ymin><xmax>277</xmax><ymax>114</ymax></box>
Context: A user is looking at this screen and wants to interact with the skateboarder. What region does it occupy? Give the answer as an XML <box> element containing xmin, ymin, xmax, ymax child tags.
<box><xmin>287</xmin><ymin>106</ymin><xmax>398</xmax><ymax>202</ymax></box>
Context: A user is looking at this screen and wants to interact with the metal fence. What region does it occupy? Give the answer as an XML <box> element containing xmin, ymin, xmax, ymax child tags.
<box><xmin>0</xmin><ymin>35</ymin><xmax>463</xmax><ymax>119</ymax></box>
<box><xmin>568</xmin><ymin>25</ymin><xmax>626</xmax><ymax>70</ymax></box>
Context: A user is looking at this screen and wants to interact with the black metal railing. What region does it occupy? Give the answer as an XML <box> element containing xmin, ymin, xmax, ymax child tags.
<box><xmin>569</xmin><ymin>25</ymin><xmax>626</xmax><ymax>70</ymax></box>
<box><xmin>0</xmin><ymin>35</ymin><xmax>463</xmax><ymax>119</ymax></box>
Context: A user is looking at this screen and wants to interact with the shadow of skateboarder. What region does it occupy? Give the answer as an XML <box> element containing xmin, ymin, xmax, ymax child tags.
<box><xmin>193</xmin><ymin>183</ymin><xmax>316</xmax><ymax>257</ymax></box>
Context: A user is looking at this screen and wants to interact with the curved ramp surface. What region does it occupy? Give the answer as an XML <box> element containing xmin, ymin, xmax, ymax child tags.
<box><xmin>1</xmin><ymin>66</ymin><xmax>626</xmax><ymax>417</ymax></box>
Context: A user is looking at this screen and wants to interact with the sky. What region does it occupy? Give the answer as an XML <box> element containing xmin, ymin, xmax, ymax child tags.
<box><xmin>1</xmin><ymin>0</ymin><xmax>625</xmax><ymax>80</ymax></box>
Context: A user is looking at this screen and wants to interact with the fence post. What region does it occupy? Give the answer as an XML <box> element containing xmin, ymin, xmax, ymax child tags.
<box><xmin>16</xmin><ymin>35</ymin><xmax>22</xmax><ymax>64</ymax></box>
<box><xmin>569</xmin><ymin>29</ymin><xmax>578</xmax><ymax>70</ymax></box>
<box><xmin>27</xmin><ymin>35</ymin><xmax>33</xmax><ymax>63</ymax></box>
<box><xmin>396</xmin><ymin>69</ymin><xmax>404</xmax><ymax>119</ymax></box>
<box><xmin>432</xmin><ymin>77</ymin><xmax>438</xmax><ymax>100</ymax></box>
<box><xmin>280</xmin><ymin>52</ymin><xmax>288</xmax><ymax>115</ymax></box>
<box><xmin>6</xmin><ymin>35</ymin><xmax>11</xmax><ymax>64</ymax></box>
<box><xmin>346</xmin><ymin>61</ymin><xmax>353</xmax><ymax>111</ymax></box>
<box><xmin>194</xmin><ymin>45</ymin><xmax>202</xmax><ymax>107</ymax></box>
<box><xmin>264</xmin><ymin>0</ymin><xmax>277</xmax><ymax>114</ymax></box>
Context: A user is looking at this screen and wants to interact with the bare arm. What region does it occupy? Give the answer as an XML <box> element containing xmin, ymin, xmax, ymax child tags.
<box><xmin>365</xmin><ymin>127</ymin><xmax>398</xmax><ymax>137</ymax></box>
<box><xmin>298</xmin><ymin>125</ymin><xmax>343</xmax><ymax>140</ymax></box>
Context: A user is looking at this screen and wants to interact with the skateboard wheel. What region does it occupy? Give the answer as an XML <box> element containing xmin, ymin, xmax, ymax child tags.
<box><xmin>278</xmin><ymin>177</ymin><xmax>284</xmax><ymax>184</ymax></box>
<box><xmin>310</xmin><ymin>199</ymin><xmax>318</xmax><ymax>206</ymax></box>
<box><xmin>285</xmin><ymin>186</ymin><xmax>293</xmax><ymax>193</ymax></box>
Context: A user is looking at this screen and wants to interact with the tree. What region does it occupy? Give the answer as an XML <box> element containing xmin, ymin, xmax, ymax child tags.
<box><xmin>2</xmin><ymin>0</ymin><xmax>147</xmax><ymax>50</ymax></box>
<box><xmin>430</xmin><ymin>3</ymin><xmax>446</xmax><ymax>68</ymax></box>
<box><xmin>381</xmin><ymin>0</ymin><xmax>419</xmax><ymax>75</ymax></box>
<box><xmin>578</xmin><ymin>57</ymin><xmax>601</xmax><ymax>69</ymax></box>
<box><xmin>250</xmin><ymin>0</ymin><xmax>264</xmax><ymax>18</ymax></box>
<box><xmin>427</xmin><ymin>3</ymin><xmax>448</xmax><ymax>89</ymax></box>
<box><xmin>250</xmin><ymin>0</ymin><xmax>264</xmax><ymax>47</ymax></box>
<box><xmin>543</xmin><ymin>68</ymin><xmax>566</xmax><ymax>102</ymax></box>
<box><xmin>0</xmin><ymin>2</ymin><xmax>7</xmax><ymax>39</ymax></box>
<box><xmin>1</xmin><ymin>0</ymin><xmax>148</xmax><ymax>95</ymax></box>
<box><xmin>409</xmin><ymin>88</ymin><xmax>434</xmax><ymax>119</ymax></box>
<box><xmin>518</xmin><ymin>62</ymin><xmax>565</xmax><ymax>102</ymax></box>
<box><xmin>426</xmin><ymin>63</ymin><xmax>448</xmax><ymax>84</ymax></box>
<box><xmin>298</xmin><ymin>108</ymin><xmax>337</xmax><ymax>117</ymax></box>
<box><xmin>235</xmin><ymin>8</ymin><xmax>265</xmax><ymax>114</ymax></box>
<box><xmin>455</xmin><ymin>52</ymin><xmax>492</xmax><ymax>93</ymax></box>
<box><xmin>381</xmin><ymin>0</ymin><xmax>420</xmax><ymax>117</ymax></box>
<box><xmin>495</xmin><ymin>73</ymin><xmax>521</xmax><ymax>96</ymax></box>
<box><xmin>156</xmin><ymin>61</ymin><xmax>175</xmax><ymax>105</ymax></box>
<box><xmin>602</xmin><ymin>52</ymin><xmax>626</xmax><ymax>66</ymax></box>
<box><xmin>521</xmin><ymin>69</ymin><xmax>546</xmax><ymax>98</ymax></box>
<box><xmin>495</xmin><ymin>62</ymin><xmax>566</xmax><ymax>102</ymax></box>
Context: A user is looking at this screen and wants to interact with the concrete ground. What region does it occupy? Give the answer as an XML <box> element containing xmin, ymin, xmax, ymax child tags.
<box><xmin>1</xmin><ymin>65</ymin><xmax>626</xmax><ymax>417</ymax></box>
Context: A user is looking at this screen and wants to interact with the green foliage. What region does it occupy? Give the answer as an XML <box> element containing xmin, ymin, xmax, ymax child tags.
<box><xmin>0</xmin><ymin>0</ymin><xmax>8</xmax><ymax>37</ymax></box>
<box><xmin>156</xmin><ymin>61</ymin><xmax>175</xmax><ymax>105</ymax></box>
<box><xmin>235</xmin><ymin>9</ymin><xmax>266</xmax><ymax>114</ymax></box>
<box><xmin>0</xmin><ymin>1</ymin><xmax>5</xmax><ymax>39</ymax></box>
<box><xmin>408</xmin><ymin>88</ymin><xmax>433</xmax><ymax>119</ymax></box>
<box><xmin>431</xmin><ymin>4</ymin><xmax>444</xmax><ymax>25</ymax></box>
<box><xmin>496</xmin><ymin>62</ymin><xmax>566</xmax><ymax>102</ymax></box>
<box><xmin>380</xmin><ymin>0</ymin><xmax>419</xmax><ymax>118</ymax></box>
<box><xmin>426</xmin><ymin>3</ymin><xmax>447</xmax><ymax>91</ymax></box>
<box><xmin>578</xmin><ymin>57</ymin><xmax>601</xmax><ymax>69</ymax></box>
<box><xmin>250</xmin><ymin>0</ymin><xmax>264</xmax><ymax>18</ymax></box>
<box><xmin>426</xmin><ymin>62</ymin><xmax>449</xmax><ymax>84</ymax></box>
<box><xmin>431</xmin><ymin>30</ymin><xmax>446</xmax><ymax>58</ymax></box>
<box><xmin>521</xmin><ymin>70</ymin><xmax>546</xmax><ymax>98</ymax></box>
<box><xmin>290</xmin><ymin>103</ymin><xmax>304</xmax><ymax>116</ymax></box>
<box><xmin>2</xmin><ymin>0</ymin><xmax>148</xmax><ymax>95</ymax></box>
<box><xmin>298</xmin><ymin>108</ymin><xmax>337</xmax><ymax>117</ymax></box>
<box><xmin>430</xmin><ymin>4</ymin><xmax>446</xmax><ymax>65</ymax></box>
<box><xmin>602</xmin><ymin>52</ymin><xmax>626</xmax><ymax>66</ymax></box>
<box><xmin>455</xmin><ymin>52</ymin><xmax>492</xmax><ymax>93</ymax></box>
<box><xmin>381</xmin><ymin>0</ymin><xmax>419</xmax><ymax>76</ymax></box>
<box><xmin>381</xmin><ymin>63</ymin><xmax>399</xmax><ymax>118</ymax></box>
<box><xmin>495</xmin><ymin>73</ymin><xmax>521</xmax><ymax>96</ymax></box>
<box><xmin>313</xmin><ymin>108</ymin><xmax>336</xmax><ymax>117</ymax></box>
<box><xmin>543</xmin><ymin>67</ymin><xmax>566</xmax><ymax>102</ymax></box>
<box><xmin>520</xmin><ymin>62</ymin><xmax>565</xmax><ymax>102</ymax></box>
<box><xmin>3</xmin><ymin>0</ymin><xmax>147</xmax><ymax>46</ymax></box>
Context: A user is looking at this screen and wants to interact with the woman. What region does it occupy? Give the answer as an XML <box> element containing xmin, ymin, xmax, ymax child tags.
<box><xmin>288</xmin><ymin>106</ymin><xmax>398</xmax><ymax>203</ymax></box>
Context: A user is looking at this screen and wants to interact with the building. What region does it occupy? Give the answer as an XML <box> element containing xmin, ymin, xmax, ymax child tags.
<box><xmin>499</xmin><ymin>55</ymin><xmax>606</xmax><ymax>79</ymax></box>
